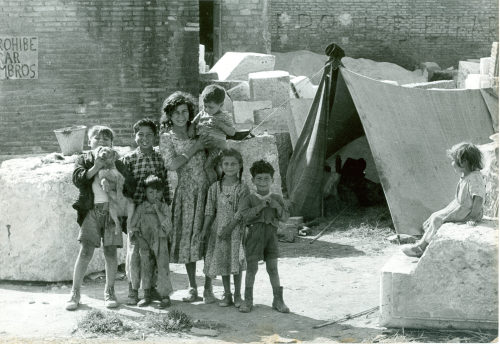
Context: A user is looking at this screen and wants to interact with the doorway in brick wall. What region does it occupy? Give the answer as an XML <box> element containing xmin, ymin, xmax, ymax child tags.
<box><xmin>199</xmin><ymin>0</ymin><xmax>215</xmax><ymax>67</ymax></box>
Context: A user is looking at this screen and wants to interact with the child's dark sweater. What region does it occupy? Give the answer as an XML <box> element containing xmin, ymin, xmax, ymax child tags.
<box><xmin>72</xmin><ymin>151</ymin><xmax>136</xmax><ymax>226</ymax></box>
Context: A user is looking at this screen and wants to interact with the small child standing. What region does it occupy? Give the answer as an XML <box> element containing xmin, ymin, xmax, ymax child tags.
<box><xmin>202</xmin><ymin>149</ymin><xmax>249</xmax><ymax>307</ymax></box>
<box><xmin>191</xmin><ymin>84</ymin><xmax>235</xmax><ymax>184</ymax></box>
<box><xmin>129</xmin><ymin>175</ymin><xmax>173</xmax><ymax>308</ymax></box>
<box><xmin>121</xmin><ymin>118</ymin><xmax>171</xmax><ymax>305</ymax></box>
<box><xmin>238</xmin><ymin>160</ymin><xmax>290</xmax><ymax>314</ymax></box>
<box><xmin>403</xmin><ymin>142</ymin><xmax>486</xmax><ymax>258</ymax></box>
<box><xmin>66</xmin><ymin>125</ymin><xmax>136</xmax><ymax>310</ymax></box>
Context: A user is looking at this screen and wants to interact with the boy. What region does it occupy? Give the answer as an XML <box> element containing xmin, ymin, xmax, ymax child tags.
<box><xmin>66</xmin><ymin>125</ymin><xmax>136</xmax><ymax>310</ymax></box>
<box><xmin>121</xmin><ymin>118</ymin><xmax>171</xmax><ymax>305</ymax></box>
<box><xmin>129</xmin><ymin>175</ymin><xmax>173</xmax><ymax>308</ymax></box>
<box><xmin>237</xmin><ymin>160</ymin><xmax>290</xmax><ymax>313</ymax></box>
<box><xmin>191</xmin><ymin>84</ymin><xmax>235</xmax><ymax>183</ymax></box>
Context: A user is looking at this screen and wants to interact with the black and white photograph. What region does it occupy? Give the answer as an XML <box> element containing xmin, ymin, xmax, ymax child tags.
<box><xmin>0</xmin><ymin>0</ymin><xmax>498</xmax><ymax>343</ymax></box>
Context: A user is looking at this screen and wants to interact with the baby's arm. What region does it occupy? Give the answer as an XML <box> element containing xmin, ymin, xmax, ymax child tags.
<box><xmin>214</xmin><ymin>113</ymin><xmax>236</xmax><ymax>137</ymax></box>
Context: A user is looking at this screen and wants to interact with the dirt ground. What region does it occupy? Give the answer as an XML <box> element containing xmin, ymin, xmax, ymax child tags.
<box><xmin>0</xmin><ymin>206</ymin><xmax>496</xmax><ymax>344</ymax></box>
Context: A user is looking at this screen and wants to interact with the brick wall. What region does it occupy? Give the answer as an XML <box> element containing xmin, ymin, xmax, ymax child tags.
<box><xmin>217</xmin><ymin>0</ymin><xmax>271</xmax><ymax>56</ymax></box>
<box><xmin>271</xmin><ymin>0</ymin><xmax>499</xmax><ymax>69</ymax></box>
<box><xmin>0</xmin><ymin>0</ymin><xmax>199</xmax><ymax>155</ymax></box>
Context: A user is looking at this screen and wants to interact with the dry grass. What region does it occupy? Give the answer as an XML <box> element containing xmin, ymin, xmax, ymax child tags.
<box><xmin>366</xmin><ymin>328</ymin><xmax>498</xmax><ymax>343</ymax></box>
<box><xmin>77</xmin><ymin>310</ymin><xmax>124</xmax><ymax>334</ymax></box>
<box><xmin>144</xmin><ymin>309</ymin><xmax>193</xmax><ymax>332</ymax></box>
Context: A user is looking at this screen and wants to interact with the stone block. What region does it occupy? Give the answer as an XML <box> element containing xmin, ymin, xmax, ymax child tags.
<box><xmin>465</xmin><ymin>74</ymin><xmax>492</xmax><ymax>89</ymax></box>
<box><xmin>457</xmin><ymin>61</ymin><xmax>480</xmax><ymax>88</ymax></box>
<box><xmin>249</xmin><ymin>70</ymin><xmax>291</xmax><ymax>107</ymax></box>
<box><xmin>253</xmin><ymin>105</ymin><xmax>291</xmax><ymax>135</ymax></box>
<box><xmin>380</xmin><ymin>220</ymin><xmax>498</xmax><ymax>330</ymax></box>
<box><xmin>290</xmin><ymin>76</ymin><xmax>317</xmax><ymax>99</ymax></box>
<box><xmin>226</xmin><ymin>136</ymin><xmax>282</xmax><ymax>196</ymax></box>
<box><xmin>272</xmin><ymin>50</ymin><xmax>328</xmax><ymax>84</ymax></box>
<box><xmin>209</xmin><ymin>52</ymin><xmax>275</xmax><ymax>81</ymax></box>
<box><xmin>289</xmin><ymin>98</ymin><xmax>313</xmax><ymax>147</ymax></box>
<box><xmin>402</xmin><ymin>80</ymin><xmax>456</xmax><ymax>89</ymax></box>
<box><xmin>0</xmin><ymin>154</ymin><xmax>127</xmax><ymax>281</ymax></box>
<box><xmin>489</xmin><ymin>42</ymin><xmax>499</xmax><ymax>78</ymax></box>
<box><xmin>480</xmin><ymin>57</ymin><xmax>492</xmax><ymax>75</ymax></box>
<box><xmin>233</xmin><ymin>100</ymin><xmax>272</xmax><ymax>124</ymax></box>
<box><xmin>479</xmin><ymin>135</ymin><xmax>499</xmax><ymax>218</ymax></box>
<box><xmin>227</xmin><ymin>82</ymin><xmax>250</xmax><ymax>101</ymax></box>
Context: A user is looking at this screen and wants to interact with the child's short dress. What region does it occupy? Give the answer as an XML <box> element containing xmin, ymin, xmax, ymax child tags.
<box><xmin>422</xmin><ymin>170</ymin><xmax>486</xmax><ymax>242</ymax></box>
<box><xmin>203</xmin><ymin>181</ymin><xmax>249</xmax><ymax>278</ymax></box>
<box><xmin>130</xmin><ymin>200</ymin><xmax>173</xmax><ymax>298</ymax></box>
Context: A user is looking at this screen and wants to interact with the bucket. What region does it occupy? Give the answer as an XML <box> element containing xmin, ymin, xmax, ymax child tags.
<box><xmin>53</xmin><ymin>125</ymin><xmax>87</xmax><ymax>156</ymax></box>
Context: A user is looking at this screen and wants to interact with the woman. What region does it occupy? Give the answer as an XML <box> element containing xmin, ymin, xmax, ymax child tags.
<box><xmin>159</xmin><ymin>91</ymin><xmax>216</xmax><ymax>303</ymax></box>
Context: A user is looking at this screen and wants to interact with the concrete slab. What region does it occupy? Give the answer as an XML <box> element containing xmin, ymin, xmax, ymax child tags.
<box><xmin>457</xmin><ymin>61</ymin><xmax>480</xmax><ymax>88</ymax></box>
<box><xmin>253</xmin><ymin>105</ymin><xmax>291</xmax><ymax>135</ymax></box>
<box><xmin>291</xmin><ymin>76</ymin><xmax>317</xmax><ymax>98</ymax></box>
<box><xmin>289</xmin><ymin>98</ymin><xmax>313</xmax><ymax>148</ymax></box>
<box><xmin>402</xmin><ymin>80</ymin><xmax>456</xmax><ymax>89</ymax></box>
<box><xmin>209</xmin><ymin>52</ymin><xmax>275</xmax><ymax>81</ymax></box>
<box><xmin>232</xmin><ymin>100</ymin><xmax>272</xmax><ymax>124</ymax></box>
<box><xmin>380</xmin><ymin>220</ymin><xmax>498</xmax><ymax>330</ymax></box>
<box><xmin>249</xmin><ymin>70</ymin><xmax>291</xmax><ymax>107</ymax></box>
<box><xmin>480</xmin><ymin>57</ymin><xmax>492</xmax><ymax>75</ymax></box>
<box><xmin>0</xmin><ymin>154</ymin><xmax>128</xmax><ymax>281</ymax></box>
<box><xmin>227</xmin><ymin>81</ymin><xmax>250</xmax><ymax>101</ymax></box>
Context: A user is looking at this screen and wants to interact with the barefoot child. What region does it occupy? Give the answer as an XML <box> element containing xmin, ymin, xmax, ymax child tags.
<box><xmin>191</xmin><ymin>84</ymin><xmax>235</xmax><ymax>184</ymax></box>
<box><xmin>402</xmin><ymin>142</ymin><xmax>486</xmax><ymax>258</ymax></box>
<box><xmin>238</xmin><ymin>160</ymin><xmax>290</xmax><ymax>313</ymax></box>
<box><xmin>202</xmin><ymin>148</ymin><xmax>249</xmax><ymax>307</ymax></box>
<box><xmin>129</xmin><ymin>175</ymin><xmax>173</xmax><ymax>308</ymax></box>
<box><xmin>122</xmin><ymin>118</ymin><xmax>171</xmax><ymax>305</ymax></box>
<box><xmin>66</xmin><ymin>125</ymin><xmax>136</xmax><ymax>310</ymax></box>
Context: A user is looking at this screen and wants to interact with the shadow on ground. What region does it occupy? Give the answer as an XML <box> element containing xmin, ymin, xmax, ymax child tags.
<box><xmin>278</xmin><ymin>236</ymin><xmax>366</xmax><ymax>259</ymax></box>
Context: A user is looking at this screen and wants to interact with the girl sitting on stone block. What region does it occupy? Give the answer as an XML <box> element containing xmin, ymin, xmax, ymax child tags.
<box><xmin>402</xmin><ymin>142</ymin><xmax>486</xmax><ymax>258</ymax></box>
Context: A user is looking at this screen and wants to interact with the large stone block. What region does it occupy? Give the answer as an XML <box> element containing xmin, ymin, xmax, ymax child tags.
<box><xmin>209</xmin><ymin>52</ymin><xmax>275</xmax><ymax>81</ymax></box>
<box><xmin>249</xmin><ymin>70</ymin><xmax>291</xmax><ymax>107</ymax></box>
<box><xmin>457</xmin><ymin>61</ymin><xmax>480</xmax><ymax>88</ymax></box>
<box><xmin>253</xmin><ymin>105</ymin><xmax>291</xmax><ymax>135</ymax></box>
<box><xmin>479</xmin><ymin>135</ymin><xmax>499</xmax><ymax>218</ymax></box>
<box><xmin>227</xmin><ymin>82</ymin><xmax>250</xmax><ymax>101</ymax></box>
<box><xmin>0</xmin><ymin>154</ymin><xmax>128</xmax><ymax>281</ymax></box>
<box><xmin>233</xmin><ymin>100</ymin><xmax>272</xmax><ymax>125</ymax></box>
<box><xmin>380</xmin><ymin>220</ymin><xmax>498</xmax><ymax>330</ymax></box>
<box><xmin>289</xmin><ymin>98</ymin><xmax>313</xmax><ymax>147</ymax></box>
<box><xmin>291</xmin><ymin>76</ymin><xmax>317</xmax><ymax>99</ymax></box>
<box><xmin>272</xmin><ymin>50</ymin><xmax>328</xmax><ymax>84</ymax></box>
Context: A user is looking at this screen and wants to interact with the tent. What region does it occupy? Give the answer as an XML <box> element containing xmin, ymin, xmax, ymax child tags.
<box><xmin>286</xmin><ymin>46</ymin><xmax>497</xmax><ymax>235</ymax></box>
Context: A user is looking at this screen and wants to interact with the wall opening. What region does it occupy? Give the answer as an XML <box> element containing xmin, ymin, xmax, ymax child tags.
<box><xmin>199</xmin><ymin>0</ymin><xmax>215</xmax><ymax>67</ymax></box>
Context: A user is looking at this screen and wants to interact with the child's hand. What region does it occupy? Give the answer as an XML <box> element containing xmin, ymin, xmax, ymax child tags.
<box><xmin>268</xmin><ymin>198</ymin><xmax>281</xmax><ymax>210</ymax></box>
<box><xmin>94</xmin><ymin>156</ymin><xmax>106</xmax><ymax>170</ymax></box>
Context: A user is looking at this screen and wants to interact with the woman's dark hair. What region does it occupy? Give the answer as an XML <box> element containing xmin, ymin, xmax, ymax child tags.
<box><xmin>144</xmin><ymin>174</ymin><xmax>163</xmax><ymax>191</ymax></box>
<box><xmin>447</xmin><ymin>142</ymin><xmax>483</xmax><ymax>171</ymax></box>
<box><xmin>160</xmin><ymin>91</ymin><xmax>197</xmax><ymax>132</ymax></box>
<box><xmin>249</xmin><ymin>159</ymin><xmax>274</xmax><ymax>178</ymax></box>
<box><xmin>218</xmin><ymin>148</ymin><xmax>244</xmax><ymax>190</ymax></box>
<box><xmin>133</xmin><ymin>118</ymin><xmax>158</xmax><ymax>136</ymax></box>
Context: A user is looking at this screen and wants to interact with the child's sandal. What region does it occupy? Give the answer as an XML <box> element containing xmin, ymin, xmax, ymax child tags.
<box><xmin>182</xmin><ymin>288</ymin><xmax>202</xmax><ymax>302</ymax></box>
<box><xmin>159</xmin><ymin>297</ymin><xmax>171</xmax><ymax>309</ymax></box>
<box><xmin>402</xmin><ymin>244</ymin><xmax>425</xmax><ymax>258</ymax></box>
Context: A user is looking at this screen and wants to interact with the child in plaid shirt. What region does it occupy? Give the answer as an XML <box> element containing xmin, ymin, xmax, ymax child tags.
<box><xmin>121</xmin><ymin>118</ymin><xmax>171</xmax><ymax>305</ymax></box>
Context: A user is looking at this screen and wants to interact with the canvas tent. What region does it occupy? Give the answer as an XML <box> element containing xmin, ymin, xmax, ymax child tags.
<box><xmin>286</xmin><ymin>49</ymin><xmax>497</xmax><ymax>236</ymax></box>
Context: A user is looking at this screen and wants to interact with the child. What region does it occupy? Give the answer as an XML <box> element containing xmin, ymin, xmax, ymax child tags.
<box><xmin>202</xmin><ymin>148</ymin><xmax>249</xmax><ymax>307</ymax></box>
<box><xmin>121</xmin><ymin>118</ymin><xmax>171</xmax><ymax>305</ymax></box>
<box><xmin>129</xmin><ymin>175</ymin><xmax>173</xmax><ymax>308</ymax></box>
<box><xmin>402</xmin><ymin>142</ymin><xmax>486</xmax><ymax>258</ymax></box>
<box><xmin>66</xmin><ymin>125</ymin><xmax>136</xmax><ymax>310</ymax></box>
<box><xmin>238</xmin><ymin>160</ymin><xmax>290</xmax><ymax>313</ymax></box>
<box><xmin>191</xmin><ymin>84</ymin><xmax>235</xmax><ymax>184</ymax></box>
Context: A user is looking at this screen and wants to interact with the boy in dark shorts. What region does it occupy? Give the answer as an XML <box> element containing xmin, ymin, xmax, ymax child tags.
<box><xmin>66</xmin><ymin>125</ymin><xmax>136</xmax><ymax>311</ymax></box>
<box><xmin>237</xmin><ymin>160</ymin><xmax>290</xmax><ymax>313</ymax></box>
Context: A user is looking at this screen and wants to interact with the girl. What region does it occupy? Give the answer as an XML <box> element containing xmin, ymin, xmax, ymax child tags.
<box><xmin>202</xmin><ymin>148</ymin><xmax>249</xmax><ymax>307</ymax></box>
<box><xmin>402</xmin><ymin>142</ymin><xmax>486</xmax><ymax>258</ymax></box>
<box><xmin>159</xmin><ymin>91</ymin><xmax>216</xmax><ymax>303</ymax></box>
